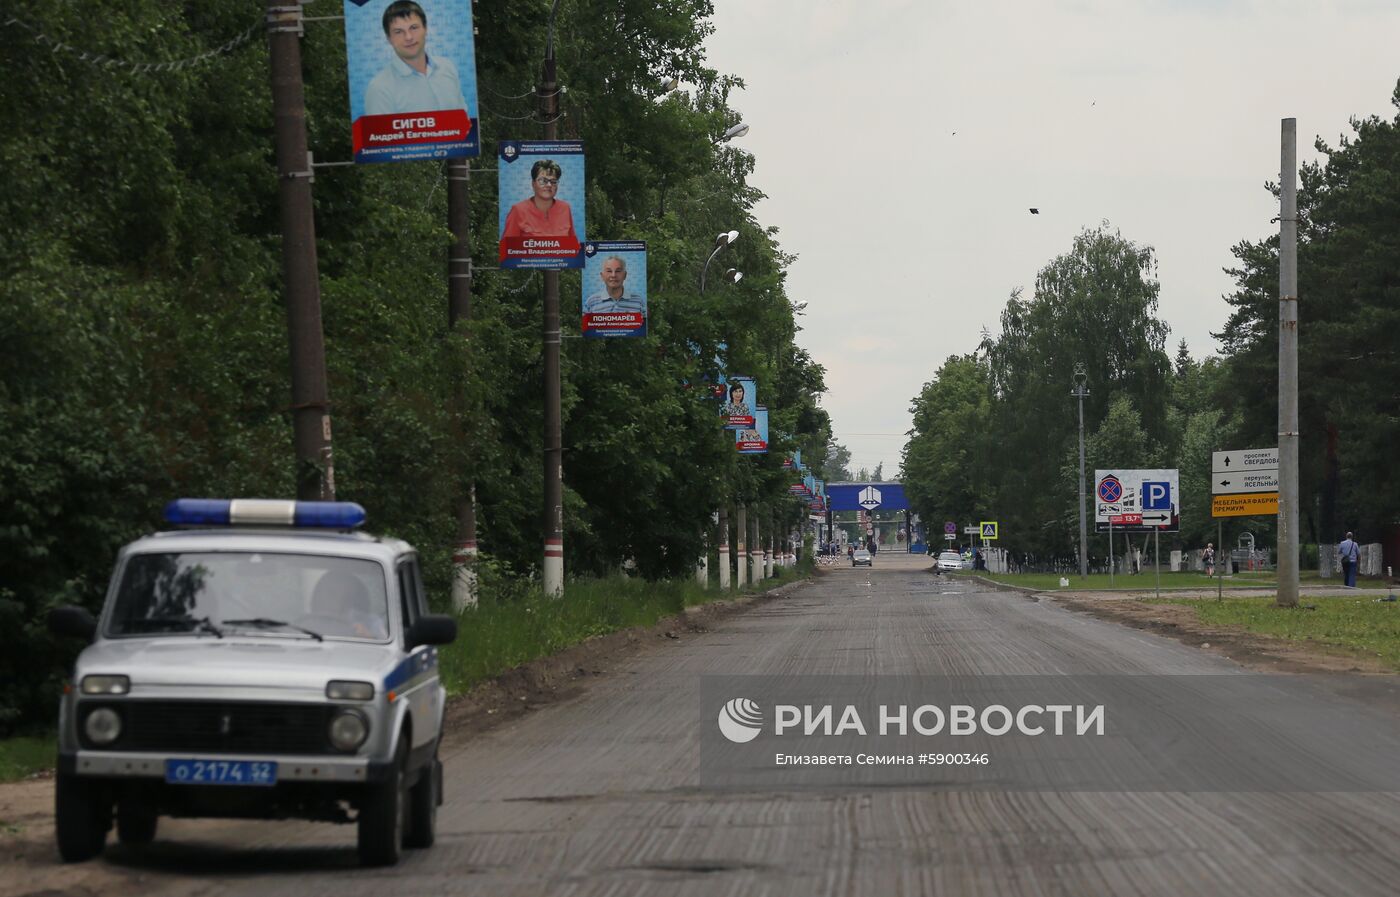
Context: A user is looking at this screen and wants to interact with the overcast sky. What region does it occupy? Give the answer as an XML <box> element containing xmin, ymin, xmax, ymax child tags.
<box><xmin>704</xmin><ymin>0</ymin><xmax>1400</xmax><ymax>477</ymax></box>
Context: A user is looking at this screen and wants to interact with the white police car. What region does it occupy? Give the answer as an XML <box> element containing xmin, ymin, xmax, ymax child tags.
<box><xmin>47</xmin><ymin>499</ymin><xmax>458</xmax><ymax>866</ymax></box>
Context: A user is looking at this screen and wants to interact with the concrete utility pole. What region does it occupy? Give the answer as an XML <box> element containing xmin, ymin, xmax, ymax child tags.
<box><xmin>539</xmin><ymin>1</ymin><xmax>564</xmax><ymax>596</ymax></box>
<box><xmin>447</xmin><ymin>157</ymin><xmax>478</xmax><ymax>611</ymax></box>
<box><xmin>735</xmin><ymin>504</ymin><xmax>747</xmax><ymax>588</ymax></box>
<box><xmin>1072</xmin><ymin>365</ymin><xmax>1090</xmax><ymax>577</ymax></box>
<box><xmin>1277</xmin><ymin>118</ymin><xmax>1301</xmax><ymax>608</ymax></box>
<box><xmin>719</xmin><ymin>507</ymin><xmax>732</xmax><ymax>588</ymax></box>
<box><xmin>696</xmin><ymin>522</ymin><xmax>709</xmax><ymax>587</ymax></box>
<box><xmin>751</xmin><ymin>513</ymin><xmax>763</xmax><ymax>582</ymax></box>
<box><xmin>265</xmin><ymin>1</ymin><xmax>333</xmax><ymax>501</ymax></box>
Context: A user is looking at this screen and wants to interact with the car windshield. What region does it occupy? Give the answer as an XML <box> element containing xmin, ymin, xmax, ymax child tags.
<box><xmin>854</xmin><ymin>550</ymin><xmax>871</xmax><ymax>558</ymax></box>
<box><xmin>939</xmin><ymin>552</ymin><xmax>961</xmax><ymax>562</ymax></box>
<box><xmin>108</xmin><ymin>552</ymin><xmax>390</xmax><ymax>642</ymax></box>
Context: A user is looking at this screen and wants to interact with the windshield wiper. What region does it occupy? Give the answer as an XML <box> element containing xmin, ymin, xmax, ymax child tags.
<box><xmin>127</xmin><ymin>615</ymin><xmax>223</xmax><ymax>638</ymax></box>
<box><xmin>220</xmin><ymin>618</ymin><xmax>324</xmax><ymax>641</ymax></box>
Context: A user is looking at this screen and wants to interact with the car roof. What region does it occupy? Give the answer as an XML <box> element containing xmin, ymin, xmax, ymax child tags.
<box><xmin>122</xmin><ymin>528</ymin><xmax>412</xmax><ymax>564</ymax></box>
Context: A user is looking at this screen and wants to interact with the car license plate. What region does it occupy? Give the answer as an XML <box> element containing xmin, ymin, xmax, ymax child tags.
<box><xmin>165</xmin><ymin>759</ymin><xmax>277</xmax><ymax>786</ymax></box>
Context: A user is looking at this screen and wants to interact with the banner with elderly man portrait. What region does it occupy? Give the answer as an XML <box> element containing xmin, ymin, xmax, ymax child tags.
<box><xmin>581</xmin><ymin>241</ymin><xmax>647</xmax><ymax>338</ymax></box>
<box><xmin>344</xmin><ymin>0</ymin><xmax>480</xmax><ymax>164</ymax></box>
<box><xmin>498</xmin><ymin>140</ymin><xmax>585</xmax><ymax>269</ymax></box>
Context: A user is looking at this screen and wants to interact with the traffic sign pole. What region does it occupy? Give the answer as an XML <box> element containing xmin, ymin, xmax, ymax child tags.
<box><xmin>1217</xmin><ymin>519</ymin><xmax>1223</xmax><ymax>601</ymax></box>
<box><xmin>1154</xmin><ymin>528</ymin><xmax>1160</xmax><ymax>600</ymax></box>
<box><xmin>1108</xmin><ymin>520</ymin><xmax>1115</xmax><ymax>588</ymax></box>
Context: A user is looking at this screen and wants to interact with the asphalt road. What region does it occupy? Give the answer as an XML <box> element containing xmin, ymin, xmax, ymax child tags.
<box><xmin>85</xmin><ymin>556</ymin><xmax>1400</xmax><ymax>896</ymax></box>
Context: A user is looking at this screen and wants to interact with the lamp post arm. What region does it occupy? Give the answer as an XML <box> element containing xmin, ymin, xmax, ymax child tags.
<box><xmin>699</xmin><ymin>243</ymin><xmax>726</xmax><ymax>294</ymax></box>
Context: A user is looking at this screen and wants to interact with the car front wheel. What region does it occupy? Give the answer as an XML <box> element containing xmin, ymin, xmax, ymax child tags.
<box><xmin>116</xmin><ymin>801</ymin><xmax>158</xmax><ymax>845</ymax></box>
<box><xmin>405</xmin><ymin>742</ymin><xmax>440</xmax><ymax>849</ymax></box>
<box><xmin>55</xmin><ymin>771</ymin><xmax>109</xmax><ymax>862</ymax></box>
<box><xmin>358</xmin><ymin>734</ymin><xmax>408</xmax><ymax>866</ymax></box>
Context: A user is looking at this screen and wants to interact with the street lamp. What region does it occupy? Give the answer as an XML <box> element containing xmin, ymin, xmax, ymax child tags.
<box><xmin>1071</xmin><ymin>364</ymin><xmax>1090</xmax><ymax>578</ymax></box>
<box><xmin>715</xmin><ymin>121</ymin><xmax>750</xmax><ymax>144</ymax></box>
<box><xmin>657</xmin><ymin>75</ymin><xmax>679</xmax><ymax>95</ymax></box>
<box><xmin>699</xmin><ymin>230</ymin><xmax>739</xmax><ymax>293</ymax></box>
<box><xmin>722</xmin><ymin>268</ymin><xmax>743</xmax><ymax>285</ymax></box>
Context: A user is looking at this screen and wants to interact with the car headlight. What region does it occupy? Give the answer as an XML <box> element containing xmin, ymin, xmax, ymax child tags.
<box><xmin>326</xmin><ymin>680</ymin><xmax>375</xmax><ymax>701</ymax></box>
<box><xmin>328</xmin><ymin>709</ymin><xmax>369</xmax><ymax>752</ymax></box>
<box><xmin>84</xmin><ymin>707</ymin><xmax>123</xmax><ymax>745</ymax></box>
<box><xmin>81</xmin><ymin>675</ymin><xmax>130</xmax><ymax>695</ymax></box>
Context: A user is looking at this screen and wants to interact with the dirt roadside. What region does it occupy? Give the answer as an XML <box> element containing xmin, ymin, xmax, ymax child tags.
<box><xmin>966</xmin><ymin>575</ymin><xmax>1400</xmax><ymax>676</ymax></box>
<box><xmin>0</xmin><ymin>576</ymin><xmax>812</xmax><ymax>897</ymax></box>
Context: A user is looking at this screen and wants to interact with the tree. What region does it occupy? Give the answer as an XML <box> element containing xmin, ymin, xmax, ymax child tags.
<box><xmin>0</xmin><ymin>0</ymin><xmax>827</xmax><ymax>731</ymax></box>
<box><xmin>1220</xmin><ymin>79</ymin><xmax>1400</xmax><ymax>543</ymax></box>
<box><xmin>902</xmin><ymin>355</ymin><xmax>995</xmax><ymax>533</ymax></box>
<box><xmin>979</xmin><ymin>225</ymin><xmax>1173</xmax><ymax>557</ymax></box>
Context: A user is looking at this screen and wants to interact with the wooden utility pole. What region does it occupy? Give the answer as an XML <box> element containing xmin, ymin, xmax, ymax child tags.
<box><xmin>265</xmin><ymin>1</ymin><xmax>333</xmax><ymax>500</ymax></box>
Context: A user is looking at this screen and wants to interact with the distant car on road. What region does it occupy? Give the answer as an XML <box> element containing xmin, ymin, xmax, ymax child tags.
<box><xmin>937</xmin><ymin>550</ymin><xmax>963</xmax><ymax>572</ymax></box>
<box><xmin>851</xmin><ymin>549</ymin><xmax>873</xmax><ymax>567</ymax></box>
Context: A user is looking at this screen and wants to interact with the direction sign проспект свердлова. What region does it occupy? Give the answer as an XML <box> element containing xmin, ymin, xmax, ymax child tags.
<box><xmin>1212</xmin><ymin>448</ymin><xmax>1278</xmax><ymax>473</ymax></box>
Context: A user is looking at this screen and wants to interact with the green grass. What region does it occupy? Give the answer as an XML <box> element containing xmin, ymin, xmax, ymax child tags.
<box><xmin>0</xmin><ymin>734</ymin><xmax>55</xmax><ymax>783</ymax></box>
<box><xmin>1230</xmin><ymin>570</ymin><xmax>1390</xmax><ymax>589</ymax></box>
<box><xmin>438</xmin><ymin>569</ymin><xmax>797</xmax><ymax>695</ymax></box>
<box><xmin>973</xmin><ymin>571</ymin><xmax>1256</xmax><ymax>591</ymax></box>
<box><xmin>1158</xmin><ymin>595</ymin><xmax>1400</xmax><ymax>670</ymax></box>
<box><xmin>972</xmin><ymin>570</ymin><xmax>1393</xmax><ymax>591</ymax></box>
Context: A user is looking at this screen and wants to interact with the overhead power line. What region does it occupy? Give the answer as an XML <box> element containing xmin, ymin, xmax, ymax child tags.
<box><xmin>3</xmin><ymin>16</ymin><xmax>262</xmax><ymax>73</ymax></box>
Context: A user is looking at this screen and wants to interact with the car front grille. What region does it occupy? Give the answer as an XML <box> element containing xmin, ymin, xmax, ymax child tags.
<box><xmin>87</xmin><ymin>701</ymin><xmax>336</xmax><ymax>755</ymax></box>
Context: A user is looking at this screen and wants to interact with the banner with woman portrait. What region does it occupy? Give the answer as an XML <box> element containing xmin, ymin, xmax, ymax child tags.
<box><xmin>736</xmin><ymin>407</ymin><xmax>769</xmax><ymax>455</ymax></box>
<box><xmin>498</xmin><ymin>140</ymin><xmax>585</xmax><ymax>269</ymax></box>
<box><xmin>719</xmin><ymin>376</ymin><xmax>756</xmax><ymax>430</ymax></box>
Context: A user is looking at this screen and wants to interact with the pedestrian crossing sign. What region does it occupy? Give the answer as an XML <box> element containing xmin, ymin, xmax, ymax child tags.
<box><xmin>980</xmin><ymin>521</ymin><xmax>998</xmax><ymax>540</ymax></box>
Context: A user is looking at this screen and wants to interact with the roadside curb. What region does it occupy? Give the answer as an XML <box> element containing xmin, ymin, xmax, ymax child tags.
<box><xmin>946</xmin><ymin>573</ymin><xmax>1044</xmax><ymax>596</ymax></box>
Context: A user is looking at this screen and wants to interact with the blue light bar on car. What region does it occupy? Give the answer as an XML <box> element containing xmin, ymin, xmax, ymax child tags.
<box><xmin>164</xmin><ymin>499</ymin><xmax>367</xmax><ymax>529</ymax></box>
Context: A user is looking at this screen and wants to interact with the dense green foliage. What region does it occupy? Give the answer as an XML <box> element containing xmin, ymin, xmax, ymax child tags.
<box><xmin>0</xmin><ymin>2</ymin><xmax>829</xmax><ymax>731</ymax></box>
<box><xmin>903</xmin><ymin>81</ymin><xmax>1400</xmax><ymax>566</ymax></box>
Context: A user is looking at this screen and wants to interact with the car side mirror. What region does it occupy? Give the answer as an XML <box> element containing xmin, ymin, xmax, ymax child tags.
<box><xmin>49</xmin><ymin>606</ymin><xmax>98</xmax><ymax>640</ymax></box>
<box><xmin>407</xmin><ymin>614</ymin><xmax>458</xmax><ymax>647</ymax></box>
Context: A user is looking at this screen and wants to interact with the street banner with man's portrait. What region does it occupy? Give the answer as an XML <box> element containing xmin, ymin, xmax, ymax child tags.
<box><xmin>344</xmin><ymin>0</ymin><xmax>480</xmax><ymax>164</ymax></box>
<box><xmin>581</xmin><ymin>241</ymin><xmax>646</xmax><ymax>338</ymax></box>
<box><xmin>498</xmin><ymin>140</ymin><xmax>585</xmax><ymax>269</ymax></box>
<box><xmin>736</xmin><ymin>407</ymin><xmax>768</xmax><ymax>455</ymax></box>
<box><xmin>719</xmin><ymin>376</ymin><xmax>755</xmax><ymax>430</ymax></box>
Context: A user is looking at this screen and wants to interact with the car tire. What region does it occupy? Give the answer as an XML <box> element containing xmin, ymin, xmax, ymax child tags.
<box><xmin>55</xmin><ymin>770</ymin><xmax>109</xmax><ymax>863</ymax></box>
<box><xmin>358</xmin><ymin>734</ymin><xmax>408</xmax><ymax>867</ymax></box>
<box><xmin>404</xmin><ymin>745</ymin><xmax>440</xmax><ymax>849</ymax></box>
<box><xmin>116</xmin><ymin>801</ymin><xmax>158</xmax><ymax>845</ymax></box>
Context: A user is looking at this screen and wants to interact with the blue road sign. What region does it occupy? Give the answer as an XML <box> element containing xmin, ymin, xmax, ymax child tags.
<box><xmin>1142</xmin><ymin>481</ymin><xmax>1171</xmax><ymax>510</ymax></box>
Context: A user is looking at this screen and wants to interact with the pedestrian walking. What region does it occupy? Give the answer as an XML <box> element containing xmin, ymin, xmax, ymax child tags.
<box><xmin>1203</xmin><ymin>542</ymin><xmax>1215</xmax><ymax>577</ymax></box>
<box><xmin>1338</xmin><ymin>532</ymin><xmax>1360</xmax><ymax>588</ymax></box>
